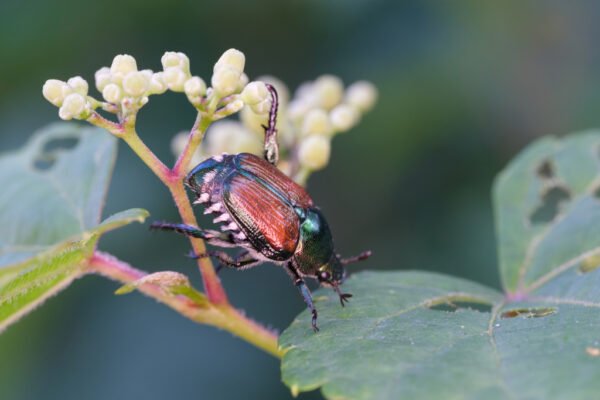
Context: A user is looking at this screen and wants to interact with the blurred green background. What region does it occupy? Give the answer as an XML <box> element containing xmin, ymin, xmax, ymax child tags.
<box><xmin>2</xmin><ymin>1</ymin><xmax>600</xmax><ymax>399</ymax></box>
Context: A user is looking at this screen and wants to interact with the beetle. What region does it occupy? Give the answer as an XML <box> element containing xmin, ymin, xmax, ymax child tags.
<box><xmin>151</xmin><ymin>84</ymin><xmax>370</xmax><ymax>331</ymax></box>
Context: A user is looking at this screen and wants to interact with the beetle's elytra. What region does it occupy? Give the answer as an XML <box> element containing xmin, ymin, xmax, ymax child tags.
<box><xmin>151</xmin><ymin>84</ymin><xmax>370</xmax><ymax>331</ymax></box>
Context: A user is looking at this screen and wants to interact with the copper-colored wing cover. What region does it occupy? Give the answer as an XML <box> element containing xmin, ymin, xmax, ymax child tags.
<box><xmin>222</xmin><ymin>154</ymin><xmax>313</xmax><ymax>260</ymax></box>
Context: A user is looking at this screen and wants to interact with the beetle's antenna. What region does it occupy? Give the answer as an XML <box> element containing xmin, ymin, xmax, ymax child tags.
<box><xmin>340</xmin><ymin>250</ymin><xmax>372</xmax><ymax>266</ymax></box>
<box><xmin>262</xmin><ymin>83</ymin><xmax>279</xmax><ymax>166</ymax></box>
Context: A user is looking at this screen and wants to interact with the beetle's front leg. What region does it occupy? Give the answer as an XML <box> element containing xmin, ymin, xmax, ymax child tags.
<box><xmin>262</xmin><ymin>83</ymin><xmax>279</xmax><ymax>166</ymax></box>
<box><xmin>150</xmin><ymin>222</ymin><xmax>237</xmax><ymax>247</ymax></box>
<box><xmin>285</xmin><ymin>262</ymin><xmax>319</xmax><ymax>332</ymax></box>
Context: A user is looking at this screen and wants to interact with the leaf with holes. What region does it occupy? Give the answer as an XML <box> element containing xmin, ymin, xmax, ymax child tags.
<box><xmin>0</xmin><ymin>123</ymin><xmax>149</xmax><ymax>332</ymax></box>
<box><xmin>281</xmin><ymin>130</ymin><xmax>600</xmax><ymax>399</ymax></box>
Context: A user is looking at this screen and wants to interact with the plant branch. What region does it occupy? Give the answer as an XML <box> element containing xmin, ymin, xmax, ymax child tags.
<box><xmin>121</xmin><ymin>130</ymin><xmax>173</xmax><ymax>187</ymax></box>
<box><xmin>173</xmin><ymin>113</ymin><xmax>210</xmax><ymax>176</ymax></box>
<box><xmin>88</xmin><ymin>251</ymin><xmax>282</xmax><ymax>358</ymax></box>
<box><xmin>167</xmin><ymin>180</ymin><xmax>228</xmax><ymax>304</ymax></box>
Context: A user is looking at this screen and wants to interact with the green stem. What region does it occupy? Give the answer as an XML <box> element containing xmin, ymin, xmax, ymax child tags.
<box><xmin>121</xmin><ymin>130</ymin><xmax>172</xmax><ymax>186</ymax></box>
<box><xmin>89</xmin><ymin>251</ymin><xmax>281</xmax><ymax>358</ymax></box>
<box><xmin>173</xmin><ymin>113</ymin><xmax>210</xmax><ymax>176</ymax></box>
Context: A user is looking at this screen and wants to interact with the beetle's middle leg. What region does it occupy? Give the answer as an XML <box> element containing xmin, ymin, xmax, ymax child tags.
<box><xmin>150</xmin><ymin>222</ymin><xmax>237</xmax><ymax>247</ymax></box>
<box><xmin>190</xmin><ymin>250</ymin><xmax>260</xmax><ymax>273</ymax></box>
<box><xmin>285</xmin><ymin>262</ymin><xmax>319</xmax><ymax>332</ymax></box>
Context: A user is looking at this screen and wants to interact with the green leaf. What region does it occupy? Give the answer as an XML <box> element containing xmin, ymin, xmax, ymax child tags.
<box><xmin>281</xmin><ymin>131</ymin><xmax>600</xmax><ymax>399</ymax></box>
<box><xmin>0</xmin><ymin>123</ymin><xmax>148</xmax><ymax>332</ymax></box>
<box><xmin>115</xmin><ymin>271</ymin><xmax>208</xmax><ymax>307</ymax></box>
<box><xmin>493</xmin><ymin>131</ymin><xmax>600</xmax><ymax>294</ymax></box>
<box><xmin>0</xmin><ymin>122</ymin><xmax>117</xmax><ymax>267</ymax></box>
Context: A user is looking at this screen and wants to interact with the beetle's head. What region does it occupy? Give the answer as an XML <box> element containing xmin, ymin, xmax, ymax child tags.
<box><xmin>185</xmin><ymin>171</ymin><xmax>202</xmax><ymax>195</ymax></box>
<box><xmin>317</xmin><ymin>255</ymin><xmax>346</xmax><ymax>286</ymax></box>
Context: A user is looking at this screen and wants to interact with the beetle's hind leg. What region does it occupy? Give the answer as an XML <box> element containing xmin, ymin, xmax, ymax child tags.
<box><xmin>285</xmin><ymin>262</ymin><xmax>319</xmax><ymax>332</ymax></box>
<box><xmin>189</xmin><ymin>250</ymin><xmax>260</xmax><ymax>273</ymax></box>
<box><xmin>150</xmin><ymin>222</ymin><xmax>237</xmax><ymax>247</ymax></box>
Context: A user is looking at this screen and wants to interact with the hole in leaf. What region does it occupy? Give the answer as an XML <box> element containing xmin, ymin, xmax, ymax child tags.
<box><xmin>537</xmin><ymin>159</ymin><xmax>555</xmax><ymax>179</ymax></box>
<box><xmin>42</xmin><ymin>137</ymin><xmax>79</xmax><ymax>153</ymax></box>
<box><xmin>428</xmin><ymin>301</ymin><xmax>492</xmax><ymax>313</ymax></box>
<box><xmin>33</xmin><ymin>137</ymin><xmax>80</xmax><ymax>171</ymax></box>
<box><xmin>500</xmin><ymin>307</ymin><xmax>557</xmax><ymax>319</ymax></box>
<box><xmin>529</xmin><ymin>186</ymin><xmax>570</xmax><ymax>225</ymax></box>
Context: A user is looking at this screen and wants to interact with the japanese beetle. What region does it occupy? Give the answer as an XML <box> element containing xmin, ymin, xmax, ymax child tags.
<box><xmin>151</xmin><ymin>85</ymin><xmax>370</xmax><ymax>331</ymax></box>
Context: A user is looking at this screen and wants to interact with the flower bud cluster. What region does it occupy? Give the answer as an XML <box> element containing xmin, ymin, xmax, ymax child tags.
<box><xmin>42</xmin><ymin>77</ymin><xmax>92</xmax><ymax>120</ymax></box>
<box><xmin>289</xmin><ymin>77</ymin><xmax>377</xmax><ymax>171</ymax></box>
<box><xmin>171</xmin><ymin>70</ymin><xmax>376</xmax><ymax>181</ymax></box>
<box><xmin>237</xmin><ymin>75</ymin><xmax>377</xmax><ymax>173</ymax></box>
<box><xmin>95</xmin><ymin>54</ymin><xmax>162</xmax><ymax>108</ymax></box>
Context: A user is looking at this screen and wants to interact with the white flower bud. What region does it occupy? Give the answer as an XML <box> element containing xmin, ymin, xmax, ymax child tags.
<box><xmin>212</xmin><ymin>66</ymin><xmax>242</xmax><ymax>96</ymax></box>
<box><xmin>314</xmin><ymin>75</ymin><xmax>343</xmax><ymax>109</ymax></box>
<box><xmin>102</xmin><ymin>83</ymin><xmax>122</xmax><ymax>103</ymax></box>
<box><xmin>302</xmin><ymin>109</ymin><xmax>331</xmax><ymax>136</ymax></box>
<box><xmin>241</xmin><ymin>81</ymin><xmax>268</xmax><ymax>105</ymax></box>
<box><xmin>110</xmin><ymin>54</ymin><xmax>137</xmax><ymax>75</ymax></box>
<box><xmin>237</xmin><ymin>73</ymin><xmax>249</xmax><ymax>92</ymax></box>
<box><xmin>250</xmin><ymin>99</ymin><xmax>271</xmax><ymax>115</ymax></box>
<box><xmin>214</xmin><ymin>48</ymin><xmax>245</xmax><ymax>73</ymax></box>
<box><xmin>171</xmin><ymin>131</ymin><xmax>189</xmax><ymax>156</ymax></box>
<box><xmin>123</xmin><ymin>71</ymin><xmax>150</xmax><ymax>97</ymax></box>
<box><xmin>58</xmin><ymin>93</ymin><xmax>87</xmax><ymax>120</ymax></box>
<box><xmin>43</xmin><ymin>79</ymin><xmax>69</xmax><ymax>106</ymax></box>
<box><xmin>163</xmin><ymin>67</ymin><xmax>188</xmax><ymax>92</ymax></box>
<box><xmin>240</xmin><ymin>106</ymin><xmax>268</xmax><ymax>135</ymax></box>
<box><xmin>67</xmin><ymin>76</ymin><xmax>88</xmax><ymax>96</ymax></box>
<box><xmin>330</xmin><ymin>104</ymin><xmax>360</xmax><ymax>132</ymax></box>
<box><xmin>345</xmin><ymin>81</ymin><xmax>377</xmax><ymax>112</ymax></box>
<box><xmin>206</xmin><ymin>121</ymin><xmax>262</xmax><ymax>156</ymax></box>
<box><xmin>298</xmin><ymin>135</ymin><xmax>331</xmax><ymax>171</ymax></box>
<box><xmin>287</xmin><ymin>99</ymin><xmax>311</xmax><ymax>122</ymax></box>
<box><xmin>149</xmin><ymin>72</ymin><xmax>167</xmax><ymax>95</ymax></box>
<box><xmin>256</xmin><ymin>75</ymin><xmax>290</xmax><ymax>106</ymax></box>
<box><xmin>161</xmin><ymin>52</ymin><xmax>190</xmax><ymax>74</ymax></box>
<box><xmin>184</xmin><ymin>76</ymin><xmax>207</xmax><ymax>98</ymax></box>
<box><xmin>95</xmin><ymin>67</ymin><xmax>112</xmax><ymax>92</ymax></box>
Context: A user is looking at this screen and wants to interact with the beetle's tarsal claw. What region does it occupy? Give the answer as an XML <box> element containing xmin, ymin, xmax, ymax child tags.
<box><xmin>311</xmin><ymin>310</ymin><xmax>319</xmax><ymax>332</ymax></box>
<box><xmin>339</xmin><ymin>292</ymin><xmax>353</xmax><ymax>307</ymax></box>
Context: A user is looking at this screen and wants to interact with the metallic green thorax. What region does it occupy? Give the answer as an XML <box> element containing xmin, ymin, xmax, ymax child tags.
<box><xmin>294</xmin><ymin>207</ymin><xmax>344</xmax><ymax>283</ymax></box>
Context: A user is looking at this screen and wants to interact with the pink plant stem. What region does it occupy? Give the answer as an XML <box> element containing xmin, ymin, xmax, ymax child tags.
<box><xmin>89</xmin><ymin>251</ymin><xmax>282</xmax><ymax>358</ymax></box>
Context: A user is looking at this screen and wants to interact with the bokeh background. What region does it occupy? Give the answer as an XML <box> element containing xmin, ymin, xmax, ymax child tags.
<box><xmin>2</xmin><ymin>1</ymin><xmax>600</xmax><ymax>399</ymax></box>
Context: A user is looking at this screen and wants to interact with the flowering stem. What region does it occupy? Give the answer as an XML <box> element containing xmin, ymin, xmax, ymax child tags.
<box><xmin>167</xmin><ymin>179</ymin><xmax>228</xmax><ymax>303</ymax></box>
<box><xmin>121</xmin><ymin>130</ymin><xmax>172</xmax><ymax>186</ymax></box>
<box><xmin>173</xmin><ymin>113</ymin><xmax>210</xmax><ymax>176</ymax></box>
<box><xmin>89</xmin><ymin>251</ymin><xmax>281</xmax><ymax>358</ymax></box>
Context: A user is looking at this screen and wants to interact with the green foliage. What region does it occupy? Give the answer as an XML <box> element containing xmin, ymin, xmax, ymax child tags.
<box><xmin>115</xmin><ymin>270</ymin><xmax>209</xmax><ymax>307</ymax></box>
<box><xmin>0</xmin><ymin>123</ymin><xmax>148</xmax><ymax>332</ymax></box>
<box><xmin>280</xmin><ymin>131</ymin><xmax>600</xmax><ymax>400</ymax></box>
